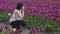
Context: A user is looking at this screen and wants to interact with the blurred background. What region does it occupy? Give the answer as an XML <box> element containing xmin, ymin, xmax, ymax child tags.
<box><xmin>0</xmin><ymin>0</ymin><xmax>60</xmax><ymax>34</ymax></box>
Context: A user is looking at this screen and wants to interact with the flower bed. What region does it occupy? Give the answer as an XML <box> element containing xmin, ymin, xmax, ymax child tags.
<box><xmin>0</xmin><ymin>12</ymin><xmax>60</xmax><ymax>34</ymax></box>
<box><xmin>0</xmin><ymin>23</ymin><xmax>60</xmax><ymax>34</ymax></box>
<box><xmin>0</xmin><ymin>0</ymin><xmax>60</xmax><ymax>34</ymax></box>
<box><xmin>0</xmin><ymin>0</ymin><xmax>60</xmax><ymax>23</ymax></box>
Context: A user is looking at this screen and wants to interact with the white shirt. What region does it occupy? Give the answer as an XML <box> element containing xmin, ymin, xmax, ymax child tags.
<box><xmin>9</xmin><ymin>9</ymin><xmax>23</xmax><ymax>22</ymax></box>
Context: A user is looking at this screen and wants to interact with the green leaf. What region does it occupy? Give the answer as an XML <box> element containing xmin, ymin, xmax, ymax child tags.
<box><xmin>0</xmin><ymin>12</ymin><xmax>10</xmax><ymax>22</ymax></box>
<box><xmin>2</xmin><ymin>29</ymin><xmax>9</xmax><ymax>34</ymax></box>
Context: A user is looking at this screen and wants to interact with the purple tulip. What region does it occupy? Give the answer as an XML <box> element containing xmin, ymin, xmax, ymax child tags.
<box><xmin>37</xmin><ymin>28</ymin><xmax>41</xmax><ymax>32</ymax></box>
<box><xmin>4</xmin><ymin>25</ymin><xmax>8</xmax><ymax>29</ymax></box>
<box><xmin>0</xmin><ymin>0</ymin><xmax>60</xmax><ymax>24</ymax></box>
<box><xmin>0</xmin><ymin>29</ymin><xmax>2</xmax><ymax>32</ymax></box>
<box><xmin>32</xmin><ymin>14</ymin><xmax>37</xmax><ymax>17</ymax></box>
<box><xmin>10</xmin><ymin>32</ymin><xmax>13</xmax><ymax>34</ymax></box>
<box><xmin>5</xmin><ymin>26</ymin><xmax>8</xmax><ymax>29</ymax></box>
<box><xmin>0</xmin><ymin>26</ymin><xmax>3</xmax><ymax>32</ymax></box>
<box><xmin>30</xmin><ymin>28</ymin><xmax>34</xmax><ymax>34</ymax></box>
<box><xmin>34</xmin><ymin>28</ymin><xmax>37</xmax><ymax>32</ymax></box>
<box><xmin>50</xmin><ymin>16</ymin><xmax>54</xmax><ymax>20</ymax></box>
<box><xmin>55</xmin><ymin>18</ymin><xmax>60</xmax><ymax>21</ymax></box>
<box><xmin>45</xmin><ymin>14</ymin><xmax>49</xmax><ymax>18</ymax></box>
<box><xmin>5</xmin><ymin>22</ymin><xmax>9</xmax><ymax>25</ymax></box>
<box><xmin>41</xmin><ymin>28</ymin><xmax>45</xmax><ymax>32</ymax></box>
<box><xmin>31</xmin><ymin>15</ymin><xmax>35</xmax><ymax>17</ymax></box>
<box><xmin>55</xmin><ymin>20</ymin><xmax>60</xmax><ymax>23</ymax></box>
<box><xmin>33</xmin><ymin>32</ymin><xmax>36</xmax><ymax>34</ymax></box>
<box><xmin>32</xmin><ymin>28</ymin><xmax>37</xmax><ymax>34</ymax></box>
<box><xmin>0</xmin><ymin>26</ymin><xmax>3</xmax><ymax>29</ymax></box>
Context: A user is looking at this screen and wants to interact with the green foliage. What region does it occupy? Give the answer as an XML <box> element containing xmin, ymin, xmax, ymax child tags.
<box><xmin>0</xmin><ymin>12</ymin><xmax>11</xmax><ymax>22</ymax></box>
<box><xmin>0</xmin><ymin>29</ymin><xmax>9</xmax><ymax>34</ymax></box>
<box><xmin>0</xmin><ymin>12</ymin><xmax>60</xmax><ymax>32</ymax></box>
<box><xmin>24</xmin><ymin>15</ymin><xmax>60</xmax><ymax>32</ymax></box>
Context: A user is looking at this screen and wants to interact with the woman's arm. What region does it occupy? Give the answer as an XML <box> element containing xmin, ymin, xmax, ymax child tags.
<box><xmin>21</xmin><ymin>6</ymin><xmax>24</xmax><ymax>18</ymax></box>
<box><xmin>15</xmin><ymin>6</ymin><xmax>25</xmax><ymax>19</ymax></box>
<box><xmin>15</xmin><ymin>10</ymin><xmax>23</xmax><ymax>19</ymax></box>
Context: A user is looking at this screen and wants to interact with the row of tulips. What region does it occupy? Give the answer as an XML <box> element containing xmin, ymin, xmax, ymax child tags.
<box><xmin>24</xmin><ymin>9</ymin><xmax>60</xmax><ymax>23</ymax></box>
<box><xmin>0</xmin><ymin>12</ymin><xmax>60</xmax><ymax>34</ymax></box>
<box><xmin>0</xmin><ymin>24</ymin><xmax>60</xmax><ymax>34</ymax></box>
<box><xmin>0</xmin><ymin>0</ymin><xmax>60</xmax><ymax>23</ymax></box>
<box><xmin>0</xmin><ymin>0</ymin><xmax>60</xmax><ymax>13</ymax></box>
<box><xmin>0</xmin><ymin>11</ymin><xmax>60</xmax><ymax>28</ymax></box>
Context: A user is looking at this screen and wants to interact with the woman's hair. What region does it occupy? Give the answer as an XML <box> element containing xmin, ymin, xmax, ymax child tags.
<box><xmin>16</xmin><ymin>3</ymin><xmax>23</xmax><ymax>10</ymax></box>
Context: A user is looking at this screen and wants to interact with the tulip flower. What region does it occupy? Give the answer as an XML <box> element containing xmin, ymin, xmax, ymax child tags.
<box><xmin>32</xmin><ymin>27</ymin><xmax>36</xmax><ymax>32</ymax></box>
<box><xmin>3</xmin><ymin>25</ymin><xmax>8</xmax><ymax>29</ymax></box>
<box><xmin>0</xmin><ymin>26</ymin><xmax>3</xmax><ymax>32</ymax></box>
<box><xmin>10</xmin><ymin>32</ymin><xmax>13</xmax><ymax>34</ymax></box>
<box><xmin>5</xmin><ymin>22</ymin><xmax>9</xmax><ymax>25</ymax></box>
<box><xmin>41</xmin><ymin>28</ymin><xmax>45</xmax><ymax>32</ymax></box>
<box><xmin>37</xmin><ymin>28</ymin><xmax>41</xmax><ymax>32</ymax></box>
<box><xmin>32</xmin><ymin>28</ymin><xmax>37</xmax><ymax>34</ymax></box>
<box><xmin>30</xmin><ymin>28</ymin><xmax>34</xmax><ymax>34</ymax></box>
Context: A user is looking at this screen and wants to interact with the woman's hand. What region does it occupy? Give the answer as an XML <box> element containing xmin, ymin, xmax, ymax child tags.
<box><xmin>20</xmin><ymin>6</ymin><xmax>24</xmax><ymax>18</ymax></box>
<box><xmin>15</xmin><ymin>10</ymin><xmax>23</xmax><ymax>19</ymax></box>
<box><xmin>14</xmin><ymin>6</ymin><xmax>25</xmax><ymax>19</ymax></box>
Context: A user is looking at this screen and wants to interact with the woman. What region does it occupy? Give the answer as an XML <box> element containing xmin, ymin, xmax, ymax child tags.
<box><xmin>9</xmin><ymin>3</ymin><xmax>26</xmax><ymax>32</ymax></box>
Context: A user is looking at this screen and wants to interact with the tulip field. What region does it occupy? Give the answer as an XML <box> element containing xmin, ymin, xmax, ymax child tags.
<box><xmin>0</xmin><ymin>0</ymin><xmax>60</xmax><ymax>34</ymax></box>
